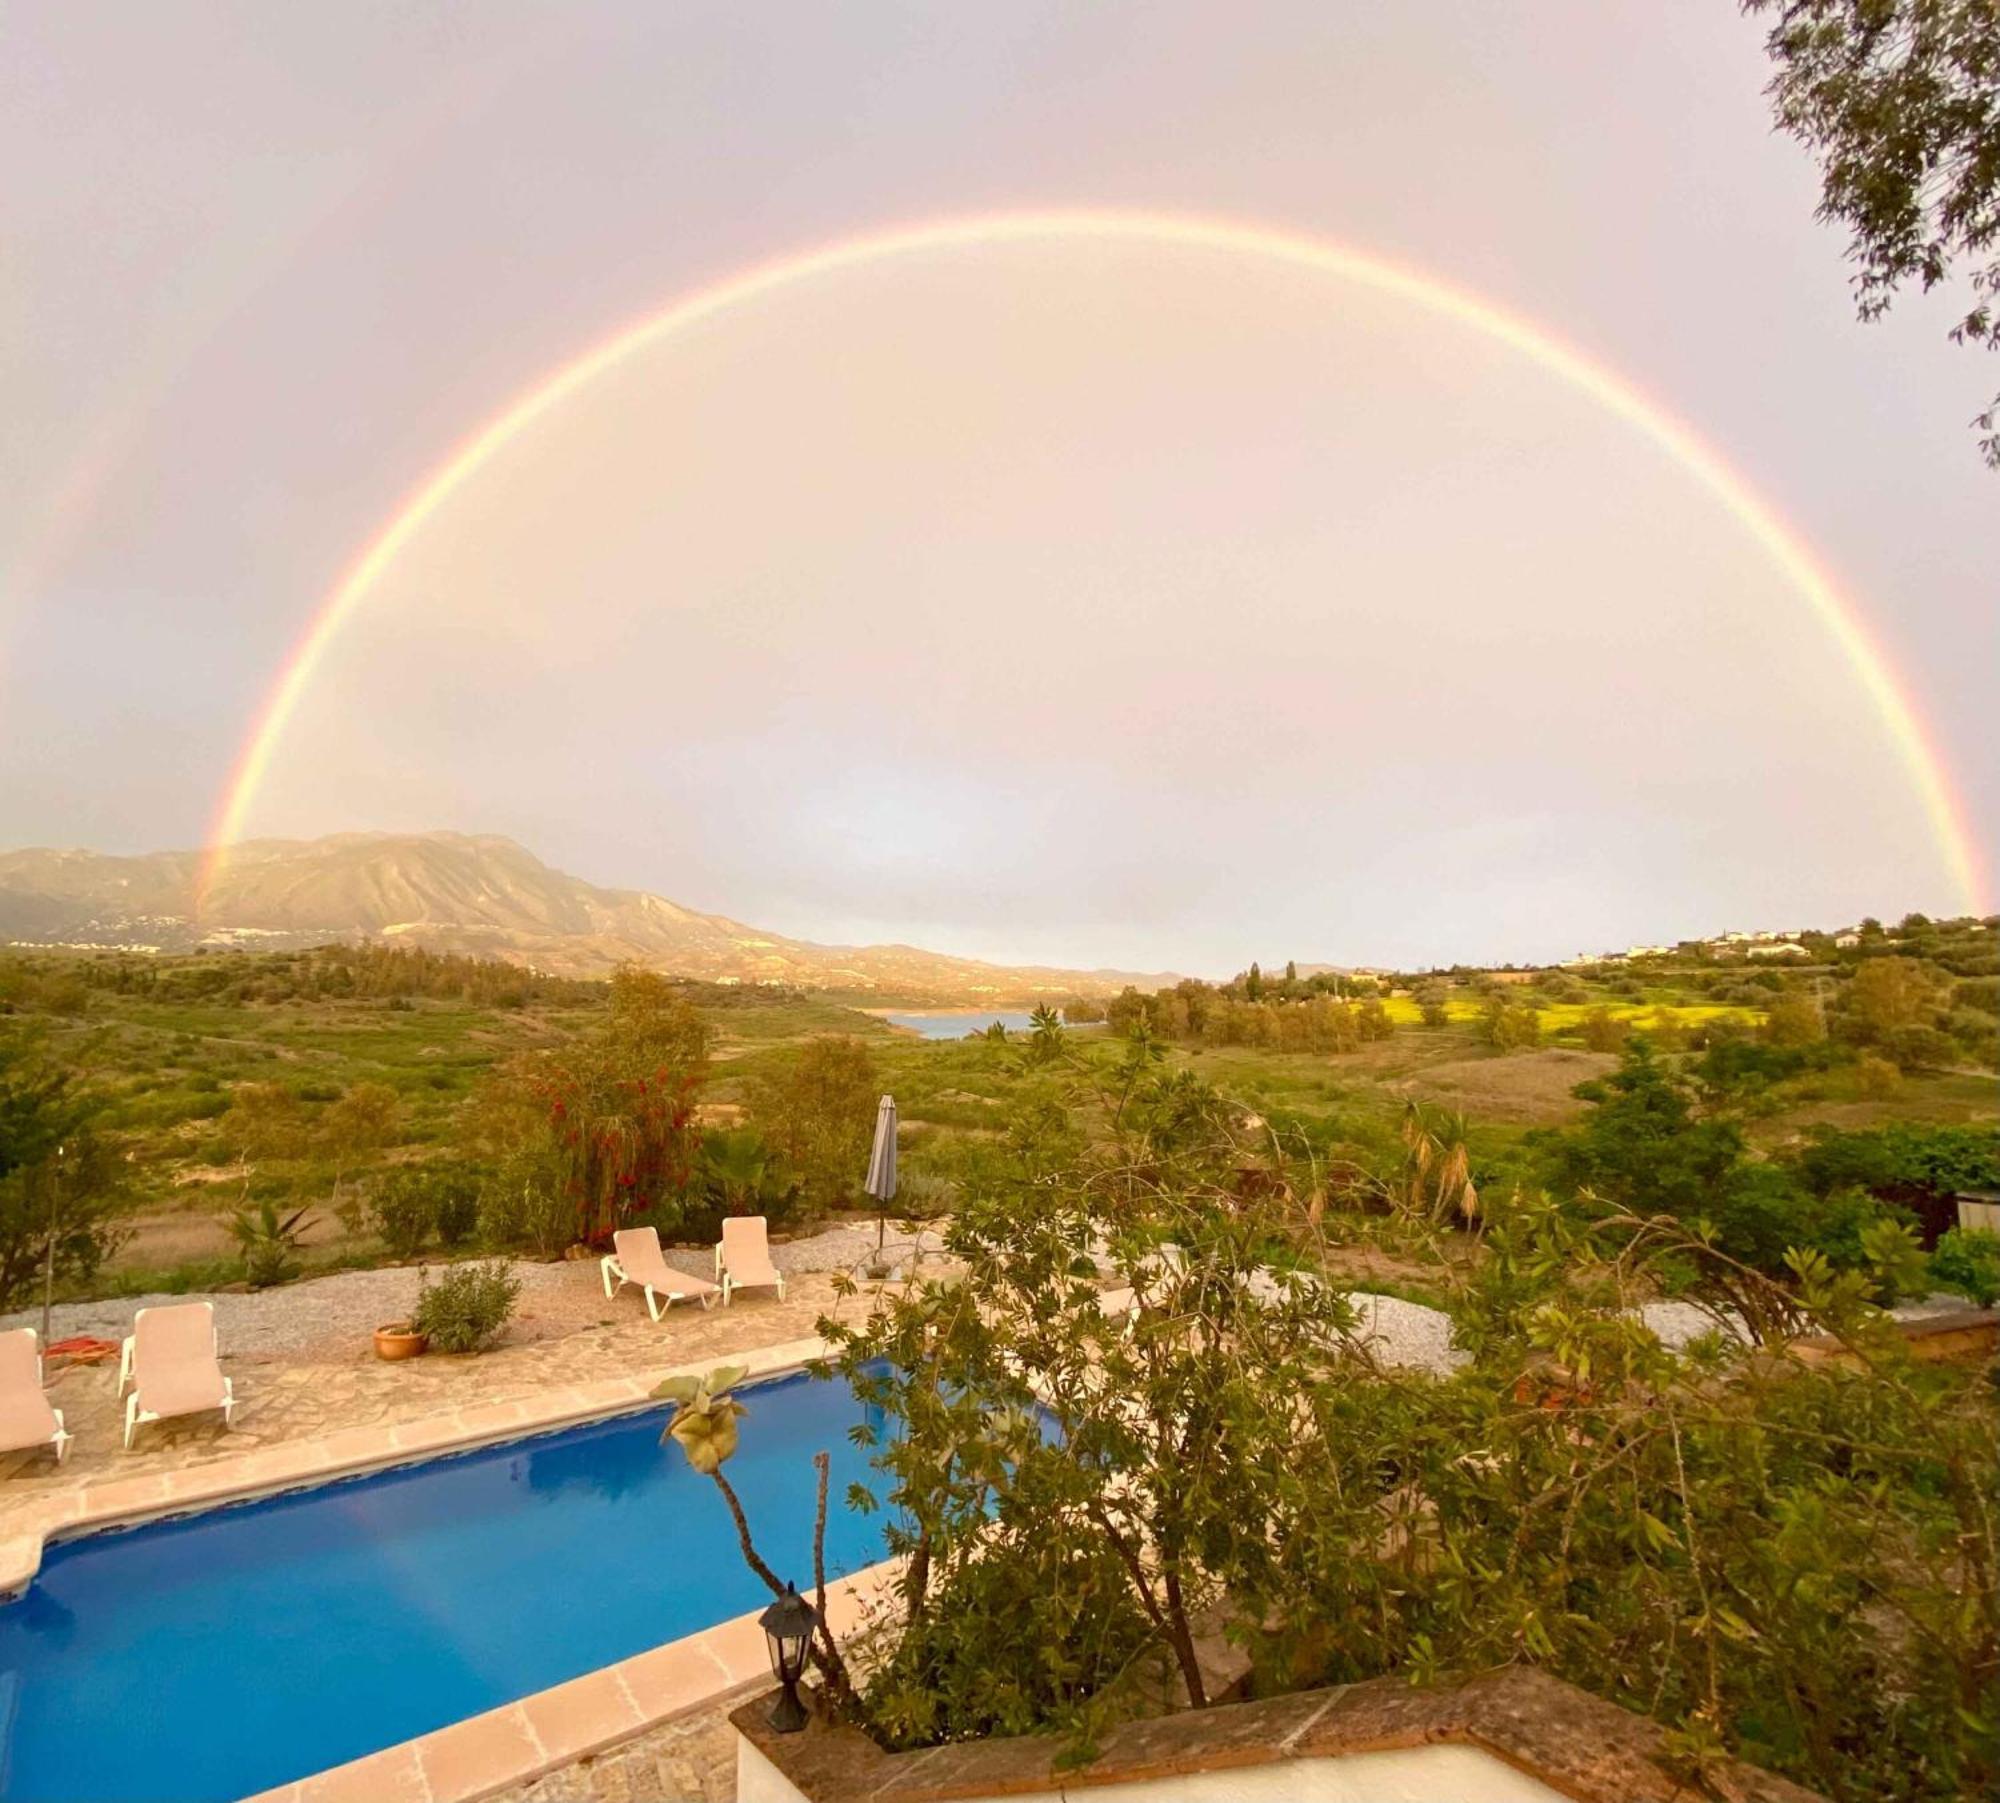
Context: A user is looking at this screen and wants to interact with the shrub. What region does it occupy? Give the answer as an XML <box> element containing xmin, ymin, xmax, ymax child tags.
<box><xmin>475</xmin><ymin>1150</ymin><xmax>575</xmax><ymax>1256</ymax></box>
<box><xmin>1481</xmin><ymin>998</ymin><xmax>1541</xmax><ymax>1050</ymax></box>
<box><xmin>1886</xmin><ymin>1024</ymin><xmax>1956</xmax><ymax>1071</ymax></box>
<box><xmin>432</xmin><ymin>1177</ymin><xmax>479</xmax><ymax>1248</ymax></box>
<box><xmin>752</xmin><ymin>1036</ymin><xmax>880</xmax><ymax>1213</ymax></box>
<box><xmin>1580</xmin><ymin>1006</ymin><xmax>1628</xmax><ymax>1053</ymax></box>
<box><xmin>412</xmin><ymin>1260</ymin><xmax>520</xmax><ymax>1353</ymax></box>
<box><xmin>370</xmin><ymin>1170</ymin><xmax>435</xmax><ymax>1261</ymax></box>
<box><xmin>1795</xmin><ymin>1122</ymin><xmax>2000</xmax><ymax>1243</ymax></box>
<box><xmin>720</xmin><ymin>1065</ymin><xmax>2000</xmax><ymax>1802</ymax></box>
<box><xmin>1855</xmin><ymin>1053</ymin><xmax>1902</xmax><ymax>1096</ymax></box>
<box><xmin>473</xmin><ymin>969</ymin><xmax>710</xmax><ymax>1246</ymax></box>
<box><xmin>1930</xmin><ymin>1227</ymin><xmax>2000</xmax><ymax>1307</ymax></box>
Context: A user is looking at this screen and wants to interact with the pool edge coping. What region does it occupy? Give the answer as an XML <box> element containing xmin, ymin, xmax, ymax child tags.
<box><xmin>245</xmin><ymin>1554</ymin><xmax>904</xmax><ymax>1803</ymax></box>
<box><xmin>0</xmin><ymin>1333</ymin><xmax>829</xmax><ymax>1595</ymax></box>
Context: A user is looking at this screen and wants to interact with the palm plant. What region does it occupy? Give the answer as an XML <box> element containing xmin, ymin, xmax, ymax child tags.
<box><xmin>1025</xmin><ymin>1003</ymin><xmax>1067</xmax><ymax>1065</ymax></box>
<box><xmin>698</xmin><ymin>1127</ymin><xmax>781</xmax><ymax>1215</ymax></box>
<box><xmin>229</xmin><ymin>1194</ymin><xmax>313</xmax><ymax>1287</ymax></box>
<box><xmin>655</xmin><ymin>1363</ymin><xmax>858</xmax><ymax>1708</ymax></box>
<box><xmin>1399</xmin><ymin>1101</ymin><xmax>1480</xmax><ymax>1227</ymax></box>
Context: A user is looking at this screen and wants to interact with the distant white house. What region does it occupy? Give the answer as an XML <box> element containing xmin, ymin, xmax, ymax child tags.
<box><xmin>1746</xmin><ymin>941</ymin><xmax>1809</xmax><ymax>959</ymax></box>
<box><xmin>1835</xmin><ymin>932</ymin><xmax>1860</xmax><ymax>949</ymax></box>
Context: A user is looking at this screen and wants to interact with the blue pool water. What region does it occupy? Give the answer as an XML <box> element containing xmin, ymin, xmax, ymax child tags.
<box><xmin>0</xmin><ymin>1368</ymin><xmax>888</xmax><ymax>1802</ymax></box>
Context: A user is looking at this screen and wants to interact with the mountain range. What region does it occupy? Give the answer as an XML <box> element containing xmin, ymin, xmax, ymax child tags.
<box><xmin>0</xmin><ymin>831</ymin><xmax>1177</xmax><ymax>1001</ymax></box>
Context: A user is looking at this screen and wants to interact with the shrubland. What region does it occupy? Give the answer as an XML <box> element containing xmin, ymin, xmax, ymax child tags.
<box><xmin>0</xmin><ymin>917</ymin><xmax>1991</xmax><ymax>1305</ymax></box>
<box><xmin>674</xmin><ymin>1019</ymin><xmax>1998</xmax><ymax>1803</ymax></box>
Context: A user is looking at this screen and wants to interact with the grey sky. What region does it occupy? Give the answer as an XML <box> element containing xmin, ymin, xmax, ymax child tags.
<box><xmin>2</xmin><ymin>3</ymin><xmax>1993</xmax><ymax>973</ymax></box>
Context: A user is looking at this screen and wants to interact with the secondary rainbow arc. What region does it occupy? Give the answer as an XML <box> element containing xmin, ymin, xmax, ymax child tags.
<box><xmin>198</xmin><ymin>208</ymin><xmax>1988</xmax><ymax>915</ymax></box>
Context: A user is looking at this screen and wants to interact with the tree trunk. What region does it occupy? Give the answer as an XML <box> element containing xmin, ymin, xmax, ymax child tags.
<box><xmin>804</xmin><ymin>1455</ymin><xmax>860</xmax><ymax>1711</ymax></box>
<box><xmin>1160</xmin><ymin>1559</ymin><xmax>1208</xmax><ymax>1708</ymax></box>
<box><xmin>711</xmin><ymin>1470</ymin><xmax>785</xmax><ymax>1595</ymax></box>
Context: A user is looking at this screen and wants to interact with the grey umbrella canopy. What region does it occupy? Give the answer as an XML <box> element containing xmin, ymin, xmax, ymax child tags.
<box><xmin>864</xmin><ymin>1094</ymin><xmax>898</xmax><ymax>1204</ymax></box>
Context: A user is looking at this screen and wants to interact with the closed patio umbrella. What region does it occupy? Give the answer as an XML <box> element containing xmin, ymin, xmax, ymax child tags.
<box><xmin>865</xmin><ymin>1095</ymin><xmax>897</xmax><ymax>1272</ymax></box>
<box><xmin>865</xmin><ymin>1094</ymin><xmax>898</xmax><ymax>1205</ymax></box>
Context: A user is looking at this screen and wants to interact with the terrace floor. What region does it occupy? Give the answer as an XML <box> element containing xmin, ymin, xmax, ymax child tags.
<box><xmin>0</xmin><ymin>1267</ymin><xmax>867</xmax><ymax>1518</ymax></box>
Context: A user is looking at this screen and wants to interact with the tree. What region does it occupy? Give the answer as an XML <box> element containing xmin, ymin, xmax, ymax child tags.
<box><xmin>1745</xmin><ymin>0</ymin><xmax>2000</xmax><ymax>465</ymax></box>
<box><xmin>1539</xmin><ymin>1040</ymin><xmax>1745</xmax><ymax>1221</ymax></box>
<box><xmin>1354</xmin><ymin>997</ymin><xmax>1394</xmax><ymax>1042</ymax></box>
<box><xmin>219</xmin><ymin>1081</ymin><xmax>309</xmax><ymax>1163</ymax></box>
<box><xmin>755</xmin><ymin>1036</ymin><xmax>879</xmax><ymax>1213</ymax></box>
<box><xmin>692</xmin><ymin>1125</ymin><xmax>794</xmax><ymax>1239</ymax></box>
<box><xmin>1580</xmin><ymin>1005</ymin><xmax>1630</xmax><ymax>1053</ymax></box>
<box><xmin>320</xmin><ymin>1080</ymin><xmax>403</xmax><ymax>1219</ymax></box>
<box><xmin>1414</xmin><ymin>981</ymin><xmax>1452</xmax><ymax>1029</ymax></box>
<box><xmin>1762</xmin><ymin>989</ymin><xmax>1826</xmax><ymax>1047</ymax></box>
<box><xmin>819</xmin><ymin>1067</ymin><xmax>1359</xmax><ymax>1733</ymax></box>
<box><xmin>1244</xmin><ymin>962</ymin><xmax>1265</xmax><ymax>1002</ymax></box>
<box><xmin>1104</xmin><ymin>987</ymin><xmax>1148</xmax><ymax>1037</ymax></box>
<box><xmin>1481</xmin><ymin>997</ymin><xmax>1542</xmax><ymax>1050</ymax></box>
<box><xmin>1835</xmin><ymin>956</ymin><xmax>1941</xmax><ymax>1050</ymax></box>
<box><xmin>320</xmin><ymin>1081</ymin><xmax>402</xmax><ymax>1158</ymax></box>
<box><xmin>1534</xmin><ymin>1040</ymin><xmax>1904</xmax><ymax>1273</ymax></box>
<box><xmin>0</xmin><ymin>1040</ymin><xmax>130</xmax><ymax>1311</ymax></box>
<box><xmin>482</xmin><ymin>967</ymin><xmax>712</xmax><ymax>1247</ymax></box>
<box><xmin>603</xmin><ymin>964</ymin><xmax>712</xmax><ymax>1071</ymax></box>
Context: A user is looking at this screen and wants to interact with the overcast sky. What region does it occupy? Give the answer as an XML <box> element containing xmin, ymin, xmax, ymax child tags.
<box><xmin>2</xmin><ymin>3</ymin><xmax>1993</xmax><ymax>974</ymax></box>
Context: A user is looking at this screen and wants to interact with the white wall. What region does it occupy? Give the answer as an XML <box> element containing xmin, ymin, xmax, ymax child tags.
<box><xmin>738</xmin><ymin>1736</ymin><xmax>1567</xmax><ymax>1803</ymax></box>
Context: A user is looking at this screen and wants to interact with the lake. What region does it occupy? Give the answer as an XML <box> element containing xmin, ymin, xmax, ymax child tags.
<box><xmin>876</xmin><ymin>1010</ymin><xmax>1040</xmax><ymax>1040</ymax></box>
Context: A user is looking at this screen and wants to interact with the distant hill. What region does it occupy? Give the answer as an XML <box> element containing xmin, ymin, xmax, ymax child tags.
<box><xmin>0</xmin><ymin>831</ymin><xmax>1177</xmax><ymax>1001</ymax></box>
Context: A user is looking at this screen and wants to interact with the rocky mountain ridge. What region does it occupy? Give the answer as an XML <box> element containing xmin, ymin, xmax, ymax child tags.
<box><xmin>0</xmin><ymin>831</ymin><xmax>1176</xmax><ymax>1000</ymax></box>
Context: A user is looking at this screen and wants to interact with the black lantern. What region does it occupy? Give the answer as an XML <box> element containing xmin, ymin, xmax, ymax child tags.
<box><xmin>758</xmin><ymin>1582</ymin><xmax>818</xmax><ymax>1733</ymax></box>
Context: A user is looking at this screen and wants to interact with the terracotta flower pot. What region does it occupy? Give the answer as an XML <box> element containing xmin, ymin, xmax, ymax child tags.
<box><xmin>373</xmin><ymin>1323</ymin><xmax>429</xmax><ymax>1361</ymax></box>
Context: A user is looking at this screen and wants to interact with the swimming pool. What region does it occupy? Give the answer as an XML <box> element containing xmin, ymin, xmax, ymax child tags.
<box><xmin>0</xmin><ymin>1366</ymin><xmax>888</xmax><ymax>1801</ymax></box>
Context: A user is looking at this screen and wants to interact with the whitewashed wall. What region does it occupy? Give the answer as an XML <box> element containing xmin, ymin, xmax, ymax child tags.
<box><xmin>738</xmin><ymin>1736</ymin><xmax>1567</xmax><ymax>1803</ymax></box>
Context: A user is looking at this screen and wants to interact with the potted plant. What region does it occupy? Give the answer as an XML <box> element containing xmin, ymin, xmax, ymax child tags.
<box><xmin>410</xmin><ymin>1260</ymin><xmax>521</xmax><ymax>1354</ymax></box>
<box><xmin>372</xmin><ymin>1321</ymin><xmax>428</xmax><ymax>1360</ymax></box>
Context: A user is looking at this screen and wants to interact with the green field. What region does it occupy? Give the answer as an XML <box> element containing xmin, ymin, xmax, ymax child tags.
<box><xmin>1</xmin><ymin>935</ymin><xmax>1992</xmax><ymax>1299</ymax></box>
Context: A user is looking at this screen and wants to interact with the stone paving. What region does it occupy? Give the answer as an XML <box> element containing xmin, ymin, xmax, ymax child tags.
<box><xmin>0</xmin><ymin>1264</ymin><xmax>870</xmax><ymax>1528</ymax></box>
<box><xmin>492</xmin><ymin>1697</ymin><xmax>741</xmax><ymax>1803</ymax></box>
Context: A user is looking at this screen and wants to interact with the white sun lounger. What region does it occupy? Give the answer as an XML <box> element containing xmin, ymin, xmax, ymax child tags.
<box><xmin>119</xmin><ymin>1301</ymin><xmax>237</xmax><ymax>1449</ymax></box>
<box><xmin>601</xmin><ymin>1227</ymin><xmax>720</xmax><ymax>1320</ymax></box>
<box><xmin>0</xmin><ymin>1329</ymin><xmax>72</xmax><ymax>1465</ymax></box>
<box><xmin>716</xmin><ymin>1215</ymin><xmax>787</xmax><ymax>1305</ymax></box>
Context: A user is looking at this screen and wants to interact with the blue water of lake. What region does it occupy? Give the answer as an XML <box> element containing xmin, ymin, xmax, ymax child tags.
<box><xmin>879</xmin><ymin>1010</ymin><xmax>1038</xmax><ymax>1040</ymax></box>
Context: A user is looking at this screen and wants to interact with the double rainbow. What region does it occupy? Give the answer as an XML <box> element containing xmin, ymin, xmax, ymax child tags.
<box><xmin>199</xmin><ymin>208</ymin><xmax>1987</xmax><ymax>913</ymax></box>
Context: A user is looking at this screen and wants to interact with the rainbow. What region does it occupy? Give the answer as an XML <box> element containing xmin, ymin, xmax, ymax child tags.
<box><xmin>199</xmin><ymin>207</ymin><xmax>1988</xmax><ymax>913</ymax></box>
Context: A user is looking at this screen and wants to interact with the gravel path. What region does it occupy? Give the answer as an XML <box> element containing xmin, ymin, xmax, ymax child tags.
<box><xmin>1641</xmin><ymin>1290</ymin><xmax>1979</xmax><ymax>1352</ymax></box>
<box><xmin>1</xmin><ymin>1221</ymin><xmax>944</xmax><ymax>1362</ymax></box>
<box><xmin>7</xmin><ymin>1220</ymin><xmax>1970</xmax><ymax>1370</ymax></box>
<box><xmin>769</xmin><ymin>1220</ymin><xmax>937</xmax><ymax>1275</ymax></box>
<box><xmin>1343</xmin><ymin>1293</ymin><xmax>1467</xmax><ymax>1373</ymax></box>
